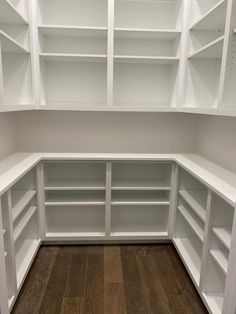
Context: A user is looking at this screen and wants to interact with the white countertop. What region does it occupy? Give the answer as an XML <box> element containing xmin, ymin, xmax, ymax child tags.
<box><xmin>0</xmin><ymin>152</ymin><xmax>236</xmax><ymax>206</ymax></box>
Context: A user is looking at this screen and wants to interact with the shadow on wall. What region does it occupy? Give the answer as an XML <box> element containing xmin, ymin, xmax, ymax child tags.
<box><xmin>14</xmin><ymin>111</ymin><xmax>197</xmax><ymax>154</ymax></box>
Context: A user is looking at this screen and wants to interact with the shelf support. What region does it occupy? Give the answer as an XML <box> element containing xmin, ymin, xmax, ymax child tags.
<box><xmin>36</xmin><ymin>163</ymin><xmax>46</xmax><ymax>240</ymax></box>
<box><xmin>105</xmin><ymin>162</ymin><xmax>112</xmax><ymax>237</ymax></box>
<box><xmin>107</xmin><ymin>0</ymin><xmax>114</xmax><ymax>106</ymax></box>
<box><xmin>168</xmin><ymin>163</ymin><xmax>179</xmax><ymax>238</ymax></box>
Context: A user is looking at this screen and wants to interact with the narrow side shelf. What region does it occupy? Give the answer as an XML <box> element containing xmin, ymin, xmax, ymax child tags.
<box><xmin>178</xmin><ymin>205</ymin><xmax>204</xmax><ymax>242</ymax></box>
<box><xmin>12</xmin><ymin>190</ymin><xmax>36</xmax><ymax>222</ymax></box>
<box><xmin>189</xmin><ymin>36</ymin><xmax>224</xmax><ymax>59</ymax></box>
<box><xmin>209</xmin><ymin>249</ymin><xmax>228</xmax><ymax>275</ymax></box>
<box><xmin>212</xmin><ymin>227</ymin><xmax>231</xmax><ymax>250</ymax></box>
<box><xmin>0</xmin><ymin>0</ymin><xmax>28</xmax><ymax>24</ymax></box>
<box><xmin>190</xmin><ymin>0</ymin><xmax>227</xmax><ymax>31</ymax></box>
<box><xmin>179</xmin><ymin>190</ymin><xmax>206</xmax><ymax>222</ymax></box>
<box><xmin>13</xmin><ymin>206</ymin><xmax>37</xmax><ymax>242</ymax></box>
<box><xmin>0</xmin><ymin>30</ymin><xmax>29</xmax><ymax>54</ymax></box>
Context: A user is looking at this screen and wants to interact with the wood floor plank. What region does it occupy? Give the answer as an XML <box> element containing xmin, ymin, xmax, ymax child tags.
<box><xmin>104</xmin><ymin>245</ymin><xmax>123</xmax><ymax>283</ymax></box>
<box><xmin>120</xmin><ymin>246</ymin><xmax>149</xmax><ymax>314</ymax></box>
<box><xmin>84</xmin><ymin>246</ymin><xmax>104</xmax><ymax>314</ymax></box>
<box><xmin>12</xmin><ymin>246</ymin><xmax>59</xmax><ymax>314</ymax></box>
<box><xmin>38</xmin><ymin>247</ymin><xmax>72</xmax><ymax>314</ymax></box>
<box><xmin>104</xmin><ymin>282</ymin><xmax>127</xmax><ymax>314</ymax></box>
<box><xmin>135</xmin><ymin>251</ymin><xmax>171</xmax><ymax>314</ymax></box>
<box><xmin>60</xmin><ymin>297</ymin><xmax>84</xmax><ymax>314</ymax></box>
<box><xmin>64</xmin><ymin>246</ymin><xmax>88</xmax><ymax>298</ymax></box>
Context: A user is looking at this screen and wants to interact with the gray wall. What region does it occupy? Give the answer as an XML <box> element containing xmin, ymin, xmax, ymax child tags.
<box><xmin>14</xmin><ymin>111</ymin><xmax>198</xmax><ymax>154</ymax></box>
<box><xmin>0</xmin><ymin>112</ymin><xmax>16</xmax><ymax>161</ymax></box>
<box><xmin>196</xmin><ymin>115</ymin><xmax>236</xmax><ymax>174</ymax></box>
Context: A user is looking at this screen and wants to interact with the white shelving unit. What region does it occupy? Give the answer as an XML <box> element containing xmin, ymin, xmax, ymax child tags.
<box><xmin>184</xmin><ymin>0</ymin><xmax>228</xmax><ymax>109</ymax></box>
<box><xmin>0</xmin><ymin>0</ymin><xmax>33</xmax><ymax>110</ymax></box>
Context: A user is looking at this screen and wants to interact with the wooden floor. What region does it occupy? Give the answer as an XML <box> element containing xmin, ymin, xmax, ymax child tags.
<box><xmin>12</xmin><ymin>244</ymin><xmax>208</xmax><ymax>314</ymax></box>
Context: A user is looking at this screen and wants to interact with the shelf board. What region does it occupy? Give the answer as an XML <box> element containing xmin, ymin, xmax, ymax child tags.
<box><xmin>203</xmin><ymin>293</ymin><xmax>223</xmax><ymax>314</ymax></box>
<box><xmin>44</xmin><ymin>181</ymin><xmax>105</xmax><ymax>191</ymax></box>
<box><xmin>46</xmin><ymin>232</ymin><xmax>105</xmax><ymax>239</ymax></box>
<box><xmin>114</xmin><ymin>28</ymin><xmax>181</xmax><ymax>40</ymax></box>
<box><xmin>112</xmin><ymin>180</ymin><xmax>170</xmax><ymax>191</ymax></box>
<box><xmin>111</xmin><ymin>193</ymin><xmax>170</xmax><ymax>206</ymax></box>
<box><xmin>189</xmin><ymin>36</ymin><xmax>224</xmax><ymax>59</ymax></box>
<box><xmin>209</xmin><ymin>248</ymin><xmax>228</xmax><ymax>275</ymax></box>
<box><xmin>110</xmin><ymin>231</ymin><xmax>168</xmax><ymax>238</ymax></box>
<box><xmin>179</xmin><ymin>190</ymin><xmax>206</xmax><ymax>222</ymax></box>
<box><xmin>114</xmin><ymin>55</ymin><xmax>179</xmax><ymax>64</ymax></box>
<box><xmin>173</xmin><ymin>238</ymin><xmax>201</xmax><ymax>286</ymax></box>
<box><xmin>0</xmin><ymin>0</ymin><xmax>27</xmax><ymax>24</ymax></box>
<box><xmin>45</xmin><ymin>192</ymin><xmax>105</xmax><ymax>206</ymax></box>
<box><xmin>38</xmin><ymin>25</ymin><xmax>107</xmax><ymax>38</ymax></box>
<box><xmin>16</xmin><ymin>239</ymin><xmax>40</xmax><ymax>288</ymax></box>
<box><xmin>40</xmin><ymin>53</ymin><xmax>107</xmax><ymax>63</ymax></box>
<box><xmin>190</xmin><ymin>0</ymin><xmax>227</xmax><ymax>31</ymax></box>
<box><xmin>178</xmin><ymin>205</ymin><xmax>204</xmax><ymax>242</ymax></box>
<box><xmin>0</xmin><ymin>30</ymin><xmax>29</xmax><ymax>54</ymax></box>
<box><xmin>212</xmin><ymin>227</ymin><xmax>231</xmax><ymax>250</ymax></box>
<box><xmin>12</xmin><ymin>190</ymin><xmax>36</xmax><ymax>222</ymax></box>
<box><xmin>13</xmin><ymin>206</ymin><xmax>37</xmax><ymax>242</ymax></box>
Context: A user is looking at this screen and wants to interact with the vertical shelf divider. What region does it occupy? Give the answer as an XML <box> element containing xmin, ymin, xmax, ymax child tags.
<box><xmin>0</xmin><ymin>198</ymin><xmax>9</xmax><ymax>314</ymax></box>
<box><xmin>199</xmin><ymin>189</ymin><xmax>213</xmax><ymax>291</ymax></box>
<box><xmin>0</xmin><ymin>41</ymin><xmax>4</xmax><ymax>109</ymax></box>
<box><xmin>107</xmin><ymin>0</ymin><xmax>114</xmax><ymax>106</ymax></box>
<box><xmin>105</xmin><ymin>162</ymin><xmax>112</xmax><ymax>237</ymax></box>
<box><xmin>168</xmin><ymin>164</ymin><xmax>179</xmax><ymax>238</ymax></box>
<box><xmin>36</xmin><ymin>163</ymin><xmax>45</xmax><ymax>240</ymax></box>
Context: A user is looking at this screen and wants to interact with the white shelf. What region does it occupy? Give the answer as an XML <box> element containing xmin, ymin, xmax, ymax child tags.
<box><xmin>179</xmin><ymin>190</ymin><xmax>206</xmax><ymax>222</ymax></box>
<box><xmin>189</xmin><ymin>36</ymin><xmax>224</xmax><ymax>59</ymax></box>
<box><xmin>111</xmin><ymin>192</ymin><xmax>170</xmax><ymax>206</ymax></box>
<box><xmin>40</xmin><ymin>53</ymin><xmax>107</xmax><ymax>63</ymax></box>
<box><xmin>0</xmin><ymin>0</ymin><xmax>27</xmax><ymax>24</ymax></box>
<box><xmin>45</xmin><ymin>192</ymin><xmax>105</xmax><ymax>206</ymax></box>
<box><xmin>0</xmin><ymin>30</ymin><xmax>29</xmax><ymax>54</ymax></box>
<box><xmin>12</xmin><ymin>190</ymin><xmax>36</xmax><ymax>222</ymax></box>
<box><xmin>173</xmin><ymin>238</ymin><xmax>201</xmax><ymax>286</ymax></box>
<box><xmin>114</xmin><ymin>28</ymin><xmax>181</xmax><ymax>40</ymax></box>
<box><xmin>203</xmin><ymin>294</ymin><xmax>223</xmax><ymax>314</ymax></box>
<box><xmin>110</xmin><ymin>231</ymin><xmax>168</xmax><ymax>238</ymax></box>
<box><xmin>114</xmin><ymin>55</ymin><xmax>179</xmax><ymax>64</ymax></box>
<box><xmin>4</xmin><ymin>251</ymin><xmax>7</xmax><ymax>258</ymax></box>
<box><xmin>212</xmin><ymin>227</ymin><xmax>231</xmax><ymax>250</ymax></box>
<box><xmin>13</xmin><ymin>206</ymin><xmax>37</xmax><ymax>242</ymax></box>
<box><xmin>46</xmin><ymin>232</ymin><xmax>105</xmax><ymax>239</ymax></box>
<box><xmin>3</xmin><ymin>229</ymin><xmax>6</xmax><ymax>236</ymax></box>
<box><xmin>178</xmin><ymin>205</ymin><xmax>204</xmax><ymax>242</ymax></box>
<box><xmin>190</xmin><ymin>0</ymin><xmax>227</xmax><ymax>30</ymax></box>
<box><xmin>16</xmin><ymin>239</ymin><xmax>40</xmax><ymax>288</ymax></box>
<box><xmin>210</xmin><ymin>249</ymin><xmax>228</xmax><ymax>275</ymax></box>
<box><xmin>38</xmin><ymin>25</ymin><xmax>107</xmax><ymax>38</ymax></box>
<box><xmin>112</xmin><ymin>180</ymin><xmax>170</xmax><ymax>191</ymax></box>
<box><xmin>44</xmin><ymin>181</ymin><xmax>105</xmax><ymax>191</ymax></box>
<box><xmin>234</xmin><ymin>28</ymin><xmax>236</xmax><ymax>34</ymax></box>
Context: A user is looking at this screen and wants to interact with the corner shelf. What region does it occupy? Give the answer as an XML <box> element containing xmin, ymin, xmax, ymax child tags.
<box><xmin>40</xmin><ymin>53</ymin><xmax>107</xmax><ymax>63</ymax></box>
<box><xmin>209</xmin><ymin>248</ymin><xmax>228</xmax><ymax>275</ymax></box>
<box><xmin>0</xmin><ymin>0</ymin><xmax>28</xmax><ymax>24</ymax></box>
<box><xmin>0</xmin><ymin>30</ymin><xmax>29</xmax><ymax>54</ymax></box>
<box><xmin>178</xmin><ymin>205</ymin><xmax>204</xmax><ymax>242</ymax></box>
<box><xmin>190</xmin><ymin>0</ymin><xmax>227</xmax><ymax>31</ymax></box>
<box><xmin>179</xmin><ymin>190</ymin><xmax>206</xmax><ymax>222</ymax></box>
<box><xmin>13</xmin><ymin>206</ymin><xmax>37</xmax><ymax>242</ymax></box>
<box><xmin>12</xmin><ymin>190</ymin><xmax>36</xmax><ymax>222</ymax></box>
<box><xmin>212</xmin><ymin>227</ymin><xmax>231</xmax><ymax>250</ymax></box>
<box><xmin>189</xmin><ymin>36</ymin><xmax>224</xmax><ymax>59</ymax></box>
<box><xmin>114</xmin><ymin>28</ymin><xmax>181</xmax><ymax>40</ymax></box>
<box><xmin>173</xmin><ymin>238</ymin><xmax>201</xmax><ymax>286</ymax></box>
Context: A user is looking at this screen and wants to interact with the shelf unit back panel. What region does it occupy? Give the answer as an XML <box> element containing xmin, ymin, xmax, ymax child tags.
<box><xmin>114</xmin><ymin>62</ymin><xmax>178</xmax><ymax>107</ymax></box>
<box><xmin>115</xmin><ymin>0</ymin><xmax>183</xmax><ymax>30</ymax></box>
<box><xmin>40</xmin><ymin>60</ymin><xmax>107</xmax><ymax>105</ymax></box>
<box><xmin>38</xmin><ymin>0</ymin><xmax>108</xmax><ymax>27</ymax></box>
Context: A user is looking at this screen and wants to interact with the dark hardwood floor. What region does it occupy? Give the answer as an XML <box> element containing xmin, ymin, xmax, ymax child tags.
<box><xmin>12</xmin><ymin>244</ymin><xmax>208</xmax><ymax>314</ymax></box>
